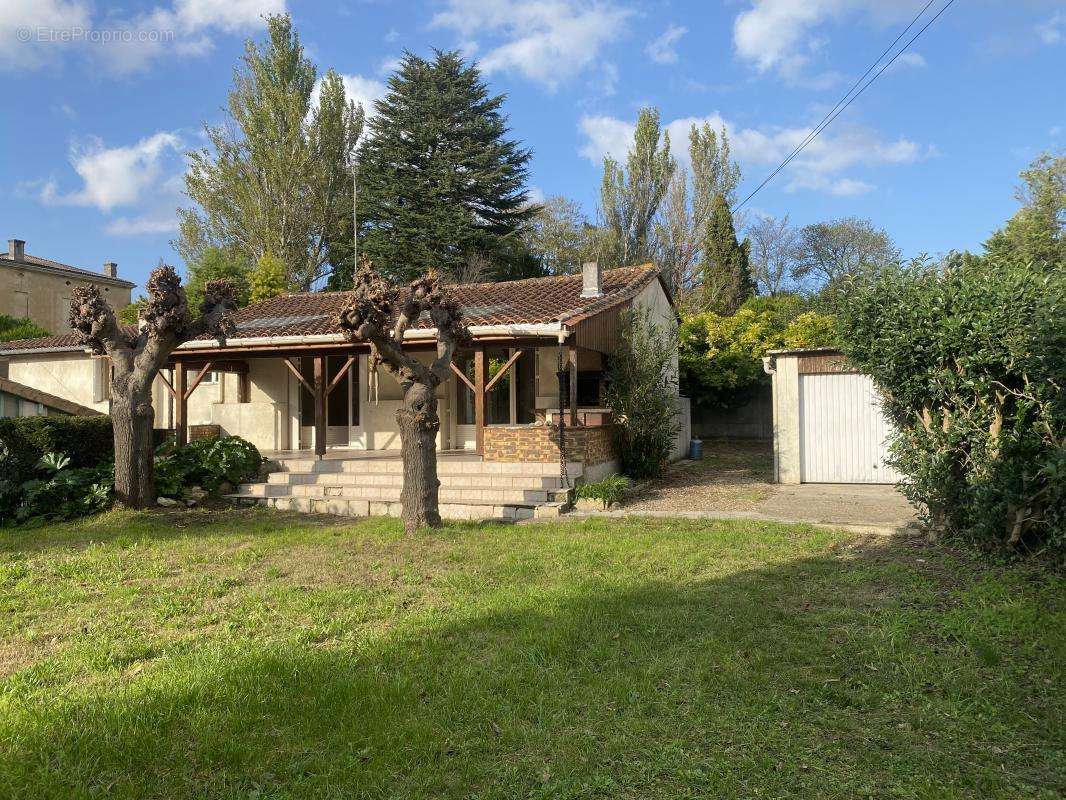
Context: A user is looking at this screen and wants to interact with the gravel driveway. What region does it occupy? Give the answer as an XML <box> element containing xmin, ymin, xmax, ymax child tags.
<box><xmin>617</xmin><ymin>440</ymin><xmax>917</xmax><ymax>532</ymax></box>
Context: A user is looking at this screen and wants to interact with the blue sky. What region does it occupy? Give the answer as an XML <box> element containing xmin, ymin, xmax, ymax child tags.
<box><xmin>2</xmin><ymin>0</ymin><xmax>1063</xmax><ymax>295</ymax></box>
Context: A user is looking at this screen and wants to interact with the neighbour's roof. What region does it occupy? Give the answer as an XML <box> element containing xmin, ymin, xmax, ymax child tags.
<box><xmin>0</xmin><ymin>265</ymin><xmax>663</xmax><ymax>354</ymax></box>
<box><xmin>0</xmin><ymin>249</ymin><xmax>136</xmax><ymax>289</ymax></box>
<box><xmin>0</xmin><ymin>376</ymin><xmax>103</xmax><ymax>416</ymax></box>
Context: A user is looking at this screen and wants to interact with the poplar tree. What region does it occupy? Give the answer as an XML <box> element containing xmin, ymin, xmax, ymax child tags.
<box><xmin>179</xmin><ymin>14</ymin><xmax>363</xmax><ymax>291</ymax></box>
<box><xmin>600</xmin><ymin>107</ymin><xmax>675</xmax><ymax>266</ymax></box>
<box><xmin>350</xmin><ymin>50</ymin><xmax>535</xmax><ymax>285</ymax></box>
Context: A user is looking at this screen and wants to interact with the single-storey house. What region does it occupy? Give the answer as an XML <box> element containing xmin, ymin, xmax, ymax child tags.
<box><xmin>0</xmin><ymin>263</ymin><xmax>689</xmax><ymax>519</ymax></box>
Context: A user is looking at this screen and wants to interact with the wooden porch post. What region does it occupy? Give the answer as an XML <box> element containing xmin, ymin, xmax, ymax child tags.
<box><xmin>568</xmin><ymin>344</ymin><xmax>578</xmax><ymax>426</ymax></box>
<box><xmin>474</xmin><ymin>346</ymin><xmax>486</xmax><ymax>455</ymax></box>
<box><xmin>174</xmin><ymin>363</ymin><xmax>188</xmax><ymax>446</ymax></box>
<box><xmin>313</xmin><ymin>355</ymin><xmax>327</xmax><ymax>459</ymax></box>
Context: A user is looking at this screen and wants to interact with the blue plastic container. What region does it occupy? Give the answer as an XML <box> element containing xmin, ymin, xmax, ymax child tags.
<box><xmin>688</xmin><ymin>439</ymin><xmax>703</xmax><ymax>460</ymax></box>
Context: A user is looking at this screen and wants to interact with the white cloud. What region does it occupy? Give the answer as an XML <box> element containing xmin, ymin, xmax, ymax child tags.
<box><xmin>431</xmin><ymin>0</ymin><xmax>633</xmax><ymax>91</ymax></box>
<box><xmin>886</xmin><ymin>51</ymin><xmax>926</xmax><ymax>71</ymax></box>
<box><xmin>0</xmin><ymin>0</ymin><xmax>92</xmax><ymax>70</ymax></box>
<box><xmin>41</xmin><ymin>132</ymin><xmax>183</xmax><ymax>211</ymax></box>
<box><xmin>646</xmin><ymin>24</ymin><xmax>686</xmax><ymax>65</ymax></box>
<box><xmin>578</xmin><ymin>111</ymin><xmax>928</xmax><ymax>197</ymax></box>
<box><xmin>1</xmin><ymin>0</ymin><xmax>283</xmax><ymax>74</ymax></box>
<box><xmin>105</xmin><ymin>215</ymin><xmax>180</xmax><ymax>236</ymax></box>
<box><xmin>1036</xmin><ymin>11</ymin><xmax>1064</xmax><ymax>45</ymax></box>
<box><xmin>732</xmin><ymin>0</ymin><xmax>917</xmax><ymax>85</ymax></box>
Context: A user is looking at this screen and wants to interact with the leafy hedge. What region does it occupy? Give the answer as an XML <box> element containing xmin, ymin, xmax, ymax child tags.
<box><xmin>833</xmin><ymin>255</ymin><xmax>1064</xmax><ymax>556</ymax></box>
<box><xmin>0</xmin><ymin>415</ymin><xmax>113</xmax><ymax>483</ymax></box>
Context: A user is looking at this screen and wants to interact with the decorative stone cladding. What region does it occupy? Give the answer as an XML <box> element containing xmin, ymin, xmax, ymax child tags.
<box><xmin>483</xmin><ymin>424</ymin><xmax>616</xmax><ymax>466</ymax></box>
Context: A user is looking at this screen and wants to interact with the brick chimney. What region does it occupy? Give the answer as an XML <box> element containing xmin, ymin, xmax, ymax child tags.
<box><xmin>580</xmin><ymin>261</ymin><xmax>602</xmax><ymax>298</ymax></box>
<box><xmin>7</xmin><ymin>239</ymin><xmax>25</xmax><ymax>261</ymax></box>
<box><xmin>103</xmin><ymin>261</ymin><xmax>118</xmax><ymax>278</ymax></box>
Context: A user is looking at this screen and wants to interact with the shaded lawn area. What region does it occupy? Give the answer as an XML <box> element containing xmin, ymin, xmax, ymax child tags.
<box><xmin>0</xmin><ymin>510</ymin><xmax>1062</xmax><ymax>799</ymax></box>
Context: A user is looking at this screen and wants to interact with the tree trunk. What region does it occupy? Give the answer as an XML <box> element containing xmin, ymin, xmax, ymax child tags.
<box><xmin>111</xmin><ymin>388</ymin><xmax>157</xmax><ymax>509</ymax></box>
<box><xmin>396</xmin><ymin>382</ymin><xmax>442</xmax><ymax>533</ymax></box>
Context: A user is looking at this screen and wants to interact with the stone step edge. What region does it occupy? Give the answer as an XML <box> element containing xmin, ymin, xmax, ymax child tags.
<box><xmin>225</xmin><ymin>493</ymin><xmax>557</xmax><ymax>510</ymax></box>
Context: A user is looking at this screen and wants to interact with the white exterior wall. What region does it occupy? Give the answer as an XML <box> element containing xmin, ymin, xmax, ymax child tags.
<box><xmin>632</xmin><ymin>278</ymin><xmax>689</xmax><ymax>461</ymax></box>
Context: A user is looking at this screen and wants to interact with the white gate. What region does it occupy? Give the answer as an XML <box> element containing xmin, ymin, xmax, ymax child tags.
<box><xmin>799</xmin><ymin>373</ymin><xmax>901</xmax><ymax>484</ymax></box>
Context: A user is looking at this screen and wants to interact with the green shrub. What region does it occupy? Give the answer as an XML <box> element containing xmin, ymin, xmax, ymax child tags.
<box><xmin>833</xmin><ymin>255</ymin><xmax>1064</xmax><ymax>556</ymax></box>
<box><xmin>0</xmin><ymin>416</ymin><xmax>113</xmax><ymax>483</ymax></box>
<box><xmin>605</xmin><ymin>309</ymin><xmax>678</xmax><ymax>480</ymax></box>
<box><xmin>4</xmin><ymin>453</ymin><xmax>113</xmax><ymax>527</ymax></box>
<box><xmin>154</xmin><ymin>436</ymin><xmax>263</xmax><ymax>496</ymax></box>
<box><xmin>0</xmin><ymin>315</ymin><xmax>50</xmax><ymax>342</ymax></box>
<box><xmin>576</xmin><ymin>474</ymin><xmax>631</xmax><ymax>508</ymax></box>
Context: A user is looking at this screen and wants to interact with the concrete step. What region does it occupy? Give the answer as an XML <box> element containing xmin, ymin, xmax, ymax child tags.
<box><xmin>266</xmin><ymin>471</ymin><xmax>566</xmax><ymax>490</ymax></box>
<box><xmin>236</xmin><ymin>482</ymin><xmax>564</xmax><ymax>505</ymax></box>
<box><xmin>229</xmin><ymin>494</ymin><xmax>536</xmax><ymax>522</ymax></box>
<box><xmin>270</xmin><ymin>457</ymin><xmax>582</xmax><ymax>478</ymax></box>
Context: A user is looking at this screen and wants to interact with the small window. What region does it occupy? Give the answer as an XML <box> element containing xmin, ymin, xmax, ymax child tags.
<box><xmin>201</xmin><ymin>371</ymin><xmax>220</xmax><ymax>384</ymax></box>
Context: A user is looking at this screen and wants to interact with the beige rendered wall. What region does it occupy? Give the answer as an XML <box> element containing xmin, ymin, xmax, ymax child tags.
<box><xmin>5</xmin><ymin>352</ymin><xmax>110</xmax><ymax>413</ymax></box>
<box><xmin>0</xmin><ymin>266</ymin><xmax>131</xmax><ymax>334</ymax></box>
<box><xmin>769</xmin><ymin>354</ymin><xmax>801</xmax><ymax>484</ymax></box>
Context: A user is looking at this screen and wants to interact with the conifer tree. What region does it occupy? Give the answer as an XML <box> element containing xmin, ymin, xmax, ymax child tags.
<box><xmin>702</xmin><ymin>194</ymin><xmax>755</xmax><ymax>313</ymax></box>
<box><xmin>349</xmin><ymin>51</ymin><xmax>535</xmax><ymax>285</ymax></box>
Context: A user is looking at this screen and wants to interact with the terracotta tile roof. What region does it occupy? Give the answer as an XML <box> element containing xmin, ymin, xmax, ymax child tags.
<box><xmin>220</xmin><ymin>263</ymin><xmax>660</xmax><ymax>339</ymax></box>
<box><xmin>0</xmin><ymin>265</ymin><xmax>663</xmax><ymax>353</ymax></box>
<box><xmin>0</xmin><ymin>250</ymin><xmax>136</xmax><ymax>288</ymax></box>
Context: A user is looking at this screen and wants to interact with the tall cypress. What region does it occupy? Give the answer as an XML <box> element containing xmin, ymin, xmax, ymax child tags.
<box><xmin>343</xmin><ymin>50</ymin><xmax>535</xmax><ymax>286</ymax></box>
<box><xmin>702</xmin><ymin>193</ymin><xmax>755</xmax><ymax>313</ymax></box>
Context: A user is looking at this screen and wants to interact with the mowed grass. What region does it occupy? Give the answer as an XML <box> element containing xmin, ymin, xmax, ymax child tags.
<box><xmin>0</xmin><ymin>510</ymin><xmax>1062</xmax><ymax>799</ymax></box>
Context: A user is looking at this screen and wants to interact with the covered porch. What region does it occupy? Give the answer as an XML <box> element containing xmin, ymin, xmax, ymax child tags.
<box><xmin>161</xmin><ymin>336</ymin><xmax>615</xmax><ymax>466</ymax></box>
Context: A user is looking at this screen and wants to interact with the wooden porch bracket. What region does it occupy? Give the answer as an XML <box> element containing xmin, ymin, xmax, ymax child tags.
<box><xmin>184</xmin><ymin>361</ymin><xmax>214</xmax><ymax>401</ymax></box>
<box><xmin>449</xmin><ymin>361</ymin><xmax>475</xmax><ymax>393</ymax></box>
<box><xmin>484</xmin><ymin>349</ymin><xmax>523</xmax><ymax>394</ymax></box>
<box><xmin>157</xmin><ymin>369</ymin><xmax>176</xmax><ymax>399</ymax></box>
<box><xmin>283</xmin><ymin>357</ymin><xmax>314</xmax><ymax>393</ymax></box>
<box><xmin>326</xmin><ymin>355</ymin><xmax>355</xmax><ymax>396</ymax></box>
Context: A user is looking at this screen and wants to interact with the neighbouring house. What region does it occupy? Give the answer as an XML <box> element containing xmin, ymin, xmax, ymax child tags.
<box><xmin>763</xmin><ymin>348</ymin><xmax>901</xmax><ymax>485</ymax></box>
<box><xmin>0</xmin><ymin>374</ymin><xmax>102</xmax><ymax>418</ymax></box>
<box><xmin>0</xmin><ymin>263</ymin><xmax>690</xmax><ymax>519</ymax></box>
<box><xmin>1</xmin><ymin>238</ymin><xmax>135</xmax><ymax>334</ymax></box>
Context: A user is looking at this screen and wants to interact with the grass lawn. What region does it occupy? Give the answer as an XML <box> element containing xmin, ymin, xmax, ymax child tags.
<box><xmin>0</xmin><ymin>510</ymin><xmax>1062</xmax><ymax>799</ymax></box>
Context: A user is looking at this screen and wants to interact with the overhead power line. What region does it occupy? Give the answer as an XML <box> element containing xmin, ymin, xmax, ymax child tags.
<box><xmin>735</xmin><ymin>0</ymin><xmax>957</xmax><ymax>211</ymax></box>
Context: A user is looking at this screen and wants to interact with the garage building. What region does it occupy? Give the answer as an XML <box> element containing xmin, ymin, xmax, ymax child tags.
<box><xmin>763</xmin><ymin>348</ymin><xmax>902</xmax><ymax>485</ymax></box>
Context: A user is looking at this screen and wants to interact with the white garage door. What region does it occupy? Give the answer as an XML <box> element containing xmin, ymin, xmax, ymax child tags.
<box><xmin>799</xmin><ymin>373</ymin><xmax>901</xmax><ymax>484</ymax></box>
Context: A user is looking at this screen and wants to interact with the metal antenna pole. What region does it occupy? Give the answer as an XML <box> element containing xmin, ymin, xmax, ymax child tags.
<box><xmin>352</xmin><ymin>156</ymin><xmax>358</xmax><ymax>270</ymax></box>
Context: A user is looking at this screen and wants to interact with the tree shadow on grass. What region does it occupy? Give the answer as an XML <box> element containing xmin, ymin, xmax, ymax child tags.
<box><xmin>0</xmin><ymin>537</ymin><xmax>1059</xmax><ymax>800</ymax></box>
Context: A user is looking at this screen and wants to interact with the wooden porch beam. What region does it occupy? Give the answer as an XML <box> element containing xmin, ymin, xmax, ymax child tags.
<box><xmin>282</xmin><ymin>357</ymin><xmax>314</xmax><ymax>394</ymax></box>
<box><xmin>485</xmin><ymin>349</ymin><xmax>523</xmax><ymax>394</ymax></box>
<box><xmin>174</xmin><ymin>364</ymin><xmax>188</xmax><ymax>446</ymax></box>
<box><xmin>449</xmin><ymin>361</ymin><xmax>475</xmax><ymax>393</ymax></box>
<box><xmin>313</xmin><ymin>355</ymin><xmax>327</xmax><ymax>459</ymax></box>
<box><xmin>326</xmin><ymin>355</ymin><xmax>355</xmax><ymax>396</ymax></box>
<box><xmin>474</xmin><ymin>346</ymin><xmax>486</xmax><ymax>455</ymax></box>
<box><xmin>568</xmin><ymin>344</ymin><xmax>579</xmax><ymax>427</ymax></box>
